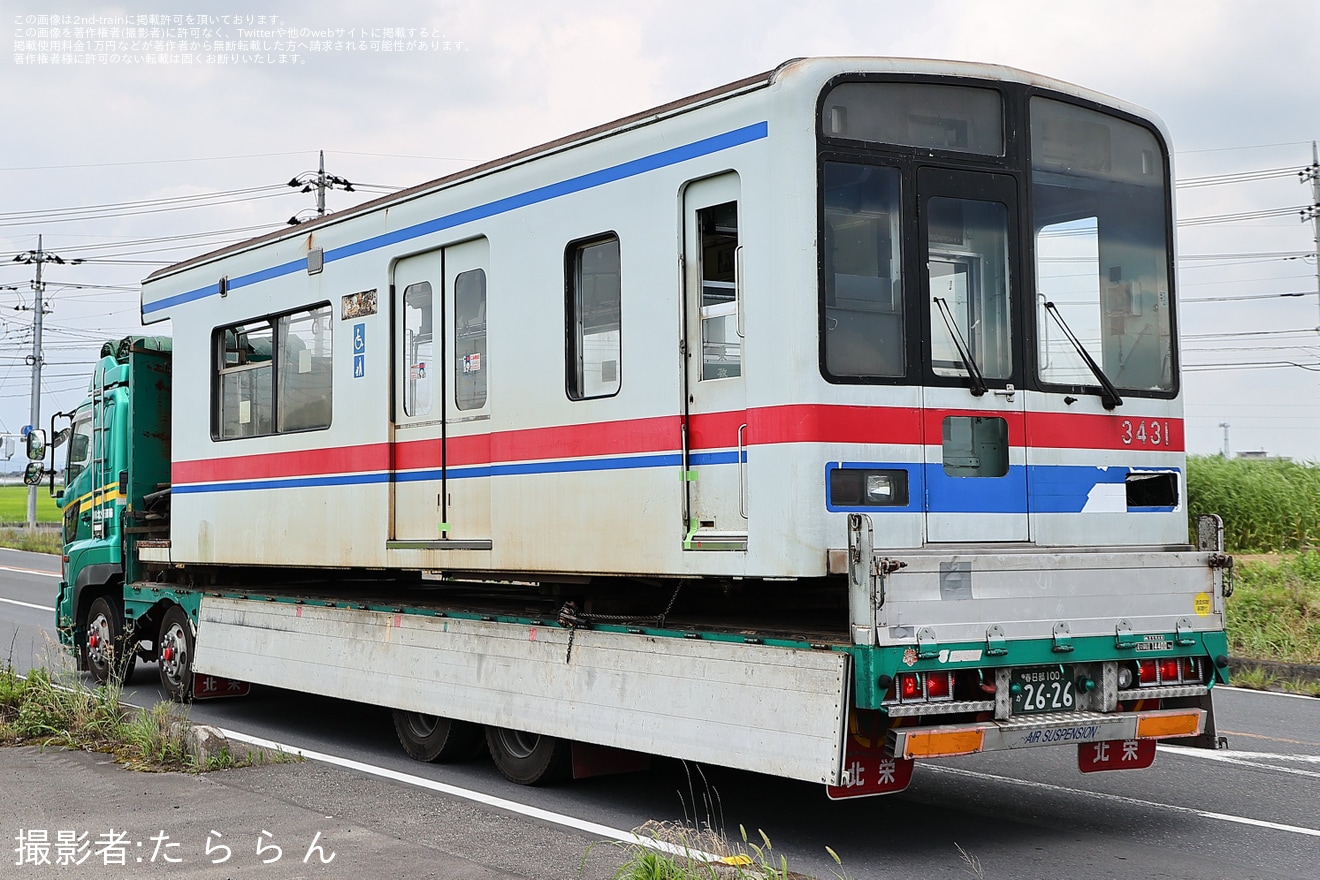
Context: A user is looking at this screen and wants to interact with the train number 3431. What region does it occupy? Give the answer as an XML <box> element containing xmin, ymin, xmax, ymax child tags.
<box><xmin>1120</xmin><ymin>419</ymin><xmax>1171</xmax><ymax>446</ymax></box>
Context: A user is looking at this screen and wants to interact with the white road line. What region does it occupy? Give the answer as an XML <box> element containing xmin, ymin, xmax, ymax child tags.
<box><xmin>0</xmin><ymin>596</ymin><xmax>52</xmax><ymax>612</ymax></box>
<box><xmin>15</xmin><ymin>672</ymin><xmax>724</xmax><ymax>863</ymax></box>
<box><xmin>1220</xmin><ymin>685</ymin><xmax>1319</xmax><ymax>702</ymax></box>
<box><xmin>0</xmin><ymin>564</ymin><xmax>60</xmax><ymax>579</ymax></box>
<box><xmin>218</xmin><ymin>727</ymin><xmax>724</xmax><ymax>863</ymax></box>
<box><xmin>1161</xmin><ymin>745</ymin><xmax>1320</xmax><ymax>779</ymax></box>
<box><xmin>929</xmin><ymin>765</ymin><xmax>1320</xmax><ymax>838</ymax></box>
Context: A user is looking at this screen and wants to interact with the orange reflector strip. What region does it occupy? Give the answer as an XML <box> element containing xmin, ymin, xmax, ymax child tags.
<box><xmin>903</xmin><ymin>728</ymin><xmax>985</xmax><ymax>758</ymax></box>
<box><xmin>1136</xmin><ymin>711</ymin><xmax>1202</xmax><ymax>739</ymax></box>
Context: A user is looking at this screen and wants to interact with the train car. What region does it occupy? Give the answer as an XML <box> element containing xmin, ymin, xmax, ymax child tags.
<box><xmin>40</xmin><ymin>57</ymin><xmax>1229</xmax><ymax>792</ymax></box>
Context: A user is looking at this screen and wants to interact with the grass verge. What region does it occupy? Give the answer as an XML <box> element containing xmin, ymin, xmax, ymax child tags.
<box><xmin>1228</xmin><ymin>552</ymin><xmax>1320</xmax><ymax>666</ymax></box>
<box><xmin>1228</xmin><ymin>664</ymin><xmax>1320</xmax><ymax>697</ymax></box>
<box><xmin>0</xmin><ymin>526</ymin><xmax>62</xmax><ymax>554</ymax></box>
<box><xmin>599</xmin><ymin>822</ymin><xmax>848</xmax><ymax>879</ymax></box>
<box><xmin>0</xmin><ymin>664</ymin><xmax>296</xmax><ymax>772</ymax></box>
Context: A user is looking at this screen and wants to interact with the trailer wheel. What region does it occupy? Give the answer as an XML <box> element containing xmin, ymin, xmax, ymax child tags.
<box><xmin>84</xmin><ymin>595</ymin><xmax>136</xmax><ymax>685</ymax></box>
<box><xmin>392</xmin><ymin>710</ymin><xmax>484</xmax><ymax>763</ymax></box>
<box><xmin>157</xmin><ymin>606</ymin><xmax>194</xmax><ymax>702</ymax></box>
<box><xmin>485</xmin><ymin>727</ymin><xmax>571</xmax><ymax>785</ymax></box>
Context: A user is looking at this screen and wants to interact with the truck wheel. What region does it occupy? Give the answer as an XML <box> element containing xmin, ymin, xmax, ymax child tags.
<box><xmin>157</xmin><ymin>606</ymin><xmax>195</xmax><ymax>702</ymax></box>
<box><xmin>392</xmin><ymin>710</ymin><xmax>483</xmax><ymax>762</ymax></box>
<box><xmin>84</xmin><ymin>595</ymin><xmax>136</xmax><ymax>685</ymax></box>
<box><xmin>485</xmin><ymin>727</ymin><xmax>571</xmax><ymax>785</ymax></box>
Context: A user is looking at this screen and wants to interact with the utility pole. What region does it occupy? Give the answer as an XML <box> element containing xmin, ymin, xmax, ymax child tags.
<box><xmin>287</xmin><ymin>150</ymin><xmax>355</xmax><ymax>224</ymax></box>
<box><xmin>1302</xmin><ymin>141</ymin><xmax>1320</xmax><ymax>330</ymax></box>
<box><xmin>12</xmin><ymin>236</ymin><xmax>81</xmax><ymax>527</ymax></box>
<box><xmin>1219</xmin><ymin>422</ymin><xmax>1231</xmax><ymax>459</ymax></box>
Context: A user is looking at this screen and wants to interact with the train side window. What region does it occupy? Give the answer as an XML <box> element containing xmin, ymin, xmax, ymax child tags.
<box><xmin>216</xmin><ymin>319</ymin><xmax>274</xmax><ymax>439</ymax></box>
<box><xmin>698</xmin><ymin>202</ymin><xmax>740</xmax><ymax>379</ymax></box>
<box><xmin>402</xmin><ymin>281</ymin><xmax>434</xmax><ymax>416</ymax></box>
<box><xmin>277</xmin><ymin>304</ymin><xmax>333</xmax><ymax>432</ymax></box>
<box><xmin>213</xmin><ymin>303</ymin><xmax>332</xmax><ymax>439</ymax></box>
<box><xmin>822</xmin><ymin>162</ymin><xmax>904</xmax><ymax>379</ymax></box>
<box><xmin>453</xmin><ymin>269</ymin><xmax>487</xmax><ymax>411</ymax></box>
<box><xmin>566</xmin><ymin>234</ymin><xmax>621</xmax><ymax>400</ymax></box>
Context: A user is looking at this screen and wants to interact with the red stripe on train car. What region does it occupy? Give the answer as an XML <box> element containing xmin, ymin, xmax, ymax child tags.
<box><xmin>1025</xmin><ymin>411</ymin><xmax>1184</xmax><ymax>452</ymax></box>
<box><xmin>172</xmin><ymin>404</ymin><xmax>1182</xmax><ymax>484</ymax></box>
<box><xmin>172</xmin><ymin>442</ymin><xmax>391</xmax><ymax>484</ymax></box>
<box><xmin>749</xmin><ymin>404</ymin><xmax>925</xmax><ymax>446</ymax></box>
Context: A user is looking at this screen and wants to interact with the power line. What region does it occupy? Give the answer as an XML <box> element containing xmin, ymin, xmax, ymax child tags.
<box><xmin>1183</xmin><ymin>327</ymin><xmax>1319</xmax><ymax>340</ymax></box>
<box><xmin>1178</xmin><ymin>251</ymin><xmax>1312</xmax><ymax>262</ymax></box>
<box><xmin>1177</xmin><ymin>206</ymin><xmax>1309</xmax><ymax>228</ymax></box>
<box><xmin>1183</xmin><ymin>361</ymin><xmax>1320</xmax><ymax>373</ymax></box>
<box><xmin>48</xmin><ymin>223</ymin><xmax>284</xmax><ymax>255</ymax></box>
<box><xmin>1176</xmin><ymin>166</ymin><xmax>1300</xmax><ymax>188</ymax></box>
<box><xmin>1175</xmin><ymin>141</ymin><xmax>1313</xmax><ymax>155</ymax></box>
<box><xmin>0</xmin><ymin>187</ymin><xmax>296</xmax><ymax>228</ymax></box>
<box><xmin>1182</xmin><ymin>290</ymin><xmax>1315</xmax><ymax>303</ymax></box>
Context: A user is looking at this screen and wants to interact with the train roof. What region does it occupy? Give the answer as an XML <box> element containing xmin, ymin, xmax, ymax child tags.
<box><xmin>143</xmin><ymin>56</ymin><xmax>1161</xmax><ymax>285</ymax></box>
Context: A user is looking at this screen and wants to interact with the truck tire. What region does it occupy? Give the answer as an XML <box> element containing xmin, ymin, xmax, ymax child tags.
<box><xmin>392</xmin><ymin>710</ymin><xmax>484</xmax><ymax>763</ymax></box>
<box><xmin>83</xmin><ymin>595</ymin><xmax>136</xmax><ymax>685</ymax></box>
<box><xmin>157</xmin><ymin>605</ymin><xmax>195</xmax><ymax>702</ymax></box>
<box><xmin>485</xmin><ymin>727</ymin><xmax>571</xmax><ymax>785</ymax></box>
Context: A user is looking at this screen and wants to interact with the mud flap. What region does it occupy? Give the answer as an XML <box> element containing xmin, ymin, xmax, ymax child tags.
<box><xmin>191</xmin><ymin>673</ymin><xmax>250</xmax><ymax>700</ymax></box>
<box><xmin>1078</xmin><ymin>738</ymin><xmax>1156</xmax><ymax>772</ymax></box>
<box><xmin>1163</xmin><ymin>690</ymin><xmax>1226</xmax><ymax>749</ymax></box>
<box><xmin>826</xmin><ymin>708</ymin><xmax>915</xmax><ymax>800</ymax></box>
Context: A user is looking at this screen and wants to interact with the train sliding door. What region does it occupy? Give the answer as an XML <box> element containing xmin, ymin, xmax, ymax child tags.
<box><xmin>680</xmin><ymin>173</ymin><xmax>747</xmax><ymax>551</ymax></box>
<box><xmin>916</xmin><ymin>167</ymin><xmax>1028</xmax><ymax>543</ymax></box>
<box><xmin>390</xmin><ymin>239</ymin><xmax>492</xmax><ymax>548</ymax></box>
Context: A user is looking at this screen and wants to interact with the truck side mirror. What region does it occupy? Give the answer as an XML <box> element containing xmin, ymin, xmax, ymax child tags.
<box><xmin>23</xmin><ymin>462</ymin><xmax>44</xmax><ymax>486</ymax></box>
<box><xmin>25</xmin><ymin>429</ymin><xmax>46</xmax><ymax>462</ymax></box>
<box><xmin>51</xmin><ymin>427</ymin><xmax>71</xmax><ymax>450</ymax></box>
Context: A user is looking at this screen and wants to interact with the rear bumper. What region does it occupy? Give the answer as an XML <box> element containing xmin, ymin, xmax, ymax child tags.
<box><xmin>888</xmin><ymin>707</ymin><xmax>1204</xmax><ymax>759</ymax></box>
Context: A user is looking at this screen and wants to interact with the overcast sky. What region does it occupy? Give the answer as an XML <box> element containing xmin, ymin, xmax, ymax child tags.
<box><xmin>1</xmin><ymin>0</ymin><xmax>1318</xmax><ymax>462</ymax></box>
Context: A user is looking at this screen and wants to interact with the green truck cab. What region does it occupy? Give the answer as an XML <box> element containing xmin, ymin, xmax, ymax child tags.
<box><xmin>28</xmin><ymin>337</ymin><xmax>187</xmax><ymax>688</ymax></box>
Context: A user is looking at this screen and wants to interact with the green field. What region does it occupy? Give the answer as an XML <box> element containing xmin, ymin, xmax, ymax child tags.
<box><xmin>0</xmin><ymin>484</ymin><xmax>60</xmax><ymax>523</ymax></box>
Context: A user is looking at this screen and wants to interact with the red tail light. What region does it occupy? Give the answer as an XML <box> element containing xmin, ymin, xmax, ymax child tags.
<box><xmin>1159</xmin><ymin>659</ymin><xmax>1181</xmax><ymax>682</ymax></box>
<box><xmin>1137</xmin><ymin>660</ymin><xmax>1157</xmax><ymax>684</ymax></box>
<box><xmin>899</xmin><ymin>673</ymin><xmax>920</xmax><ymax>700</ymax></box>
<box><xmin>924</xmin><ymin>672</ymin><xmax>953</xmax><ymax>700</ymax></box>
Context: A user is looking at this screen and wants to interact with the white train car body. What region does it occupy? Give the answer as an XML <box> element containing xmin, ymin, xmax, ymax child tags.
<box><xmin>142</xmin><ymin>57</ymin><xmax>1188</xmax><ymax>580</ymax></box>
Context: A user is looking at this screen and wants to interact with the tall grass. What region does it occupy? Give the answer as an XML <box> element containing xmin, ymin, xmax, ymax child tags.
<box><xmin>1</xmin><ymin>665</ymin><xmax>294</xmax><ymax>771</ymax></box>
<box><xmin>1229</xmin><ymin>553</ymin><xmax>1320</xmax><ymax>664</ymax></box>
<box><xmin>1187</xmin><ymin>456</ymin><xmax>1320</xmax><ymax>553</ymax></box>
<box><xmin>0</xmin><ymin>527</ymin><xmax>62</xmax><ymax>554</ymax></box>
<box><xmin>598</xmin><ymin>823</ymin><xmax>850</xmax><ymax>880</ymax></box>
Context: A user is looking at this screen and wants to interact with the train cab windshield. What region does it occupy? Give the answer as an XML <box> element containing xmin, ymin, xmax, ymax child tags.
<box><xmin>818</xmin><ymin>79</ymin><xmax>1175</xmax><ymax>398</ymax></box>
<box><xmin>1030</xmin><ymin>97</ymin><xmax>1173</xmax><ymax>394</ymax></box>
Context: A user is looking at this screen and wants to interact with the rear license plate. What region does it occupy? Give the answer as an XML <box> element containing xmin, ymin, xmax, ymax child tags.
<box><xmin>1012</xmin><ymin>666</ymin><xmax>1076</xmax><ymax>715</ymax></box>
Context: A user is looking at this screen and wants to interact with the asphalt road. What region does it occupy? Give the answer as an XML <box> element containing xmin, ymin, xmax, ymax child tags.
<box><xmin>3</xmin><ymin>545</ymin><xmax>1317</xmax><ymax>879</ymax></box>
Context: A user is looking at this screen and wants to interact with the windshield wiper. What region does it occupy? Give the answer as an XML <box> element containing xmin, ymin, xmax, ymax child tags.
<box><xmin>932</xmin><ymin>297</ymin><xmax>988</xmax><ymax>397</ymax></box>
<box><xmin>1042</xmin><ymin>301</ymin><xmax>1123</xmax><ymax>410</ymax></box>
